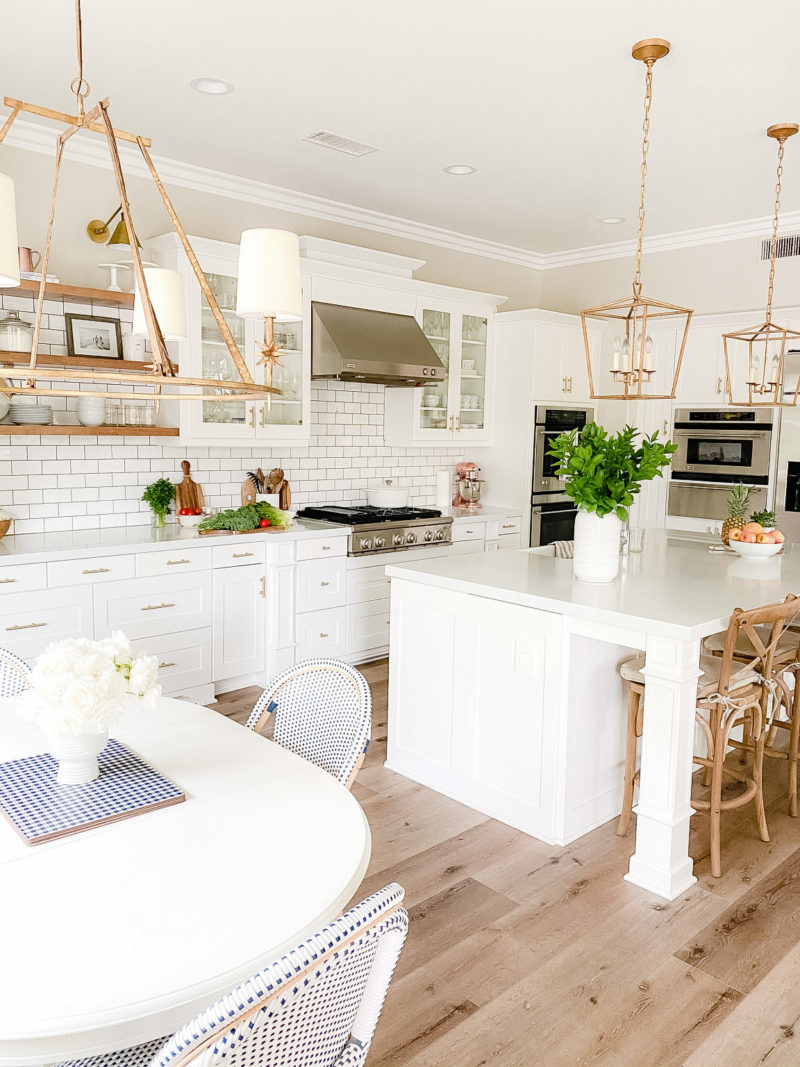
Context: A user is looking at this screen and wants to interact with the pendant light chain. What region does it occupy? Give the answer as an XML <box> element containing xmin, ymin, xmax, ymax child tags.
<box><xmin>633</xmin><ymin>61</ymin><xmax>655</xmax><ymax>299</ymax></box>
<box><xmin>765</xmin><ymin>136</ymin><xmax>786</xmax><ymax>323</ymax></box>
<box><xmin>70</xmin><ymin>0</ymin><xmax>90</xmax><ymax>117</ymax></box>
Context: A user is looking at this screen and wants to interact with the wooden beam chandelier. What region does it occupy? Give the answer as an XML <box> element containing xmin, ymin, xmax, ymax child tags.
<box><xmin>0</xmin><ymin>0</ymin><xmax>281</xmax><ymax>405</ymax></box>
<box><xmin>581</xmin><ymin>39</ymin><xmax>693</xmax><ymax>401</ymax></box>
<box><xmin>722</xmin><ymin>124</ymin><xmax>800</xmax><ymax>407</ymax></box>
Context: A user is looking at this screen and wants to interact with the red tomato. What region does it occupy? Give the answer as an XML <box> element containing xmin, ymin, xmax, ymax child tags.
<box><xmin>259</xmin><ymin>518</ymin><xmax>271</xmax><ymax>528</ymax></box>
<box><xmin>178</xmin><ymin>508</ymin><xmax>191</xmax><ymax>515</ymax></box>
<box><xmin>192</xmin><ymin>507</ymin><xmax>203</xmax><ymax>515</ymax></box>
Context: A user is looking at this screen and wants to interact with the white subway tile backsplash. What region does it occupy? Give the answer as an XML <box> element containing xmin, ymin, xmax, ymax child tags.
<box><xmin>0</xmin><ymin>292</ymin><xmax>465</xmax><ymax>531</ymax></box>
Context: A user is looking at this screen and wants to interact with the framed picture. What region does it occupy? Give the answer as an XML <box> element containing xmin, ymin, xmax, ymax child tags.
<box><xmin>65</xmin><ymin>314</ymin><xmax>123</xmax><ymax>360</ymax></box>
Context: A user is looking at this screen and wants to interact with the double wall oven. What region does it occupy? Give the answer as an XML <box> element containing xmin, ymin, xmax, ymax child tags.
<box><xmin>668</xmin><ymin>408</ymin><xmax>773</xmax><ymax>520</ymax></box>
<box><xmin>530</xmin><ymin>405</ymin><xmax>594</xmax><ymax>546</ymax></box>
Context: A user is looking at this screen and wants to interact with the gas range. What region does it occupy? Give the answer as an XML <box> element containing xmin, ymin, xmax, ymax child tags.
<box><xmin>295</xmin><ymin>505</ymin><xmax>453</xmax><ymax>556</ymax></box>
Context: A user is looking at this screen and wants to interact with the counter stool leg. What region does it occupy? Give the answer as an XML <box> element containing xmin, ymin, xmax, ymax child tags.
<box><xmin>754</xmin><ymin>718</ymin><xmax>770</xmax><ymax>844</ymax></box>
<box><xmin>618</xmin><ymin>682</ymin><xmax>642</xmax><ymax>836</ymax></box>
<box><xmin>788</xmin><ymin>674</ymin><xmax>800</xmax><ymax>817</ymax></box>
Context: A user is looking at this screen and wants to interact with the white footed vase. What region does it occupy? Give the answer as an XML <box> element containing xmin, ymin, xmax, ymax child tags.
<box><xmin>572</xmin><ymin>509</ymin><xmax>622</xmax><ymax>584</ymax></box>
<box><xmin>48</xmin><ymin>731</ymin><xmax>108</xmax><ymax>785</ymax></box>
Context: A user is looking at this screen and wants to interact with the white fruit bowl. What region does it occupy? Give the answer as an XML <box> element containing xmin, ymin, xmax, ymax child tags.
<box><xmin>178</xmin><ymin>513</ymin><xmax>204</xmax><ymax>529</ymax></box>
<box><xmin>729</xmin><ymin>539</ymin><xmax>783</xmax><ymax>561</ymax></box>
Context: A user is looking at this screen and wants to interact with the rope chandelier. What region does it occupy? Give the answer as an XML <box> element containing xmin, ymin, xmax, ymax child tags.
<box><xmin>581</xmin><ymin>39</ymin><xmax>693</xmax><ymax>401</ymax></box>
<box><xmin>0</xmin><ymin>0</ymin><xmax>282</xmax><ymax>406</ymax></box>
<box><xmin>722</xmin><ymin>124</ymin><xmax>800</xmax><ymax>407</ymax></box>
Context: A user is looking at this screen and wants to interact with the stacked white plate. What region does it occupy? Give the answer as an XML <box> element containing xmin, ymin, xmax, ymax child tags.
<box><xmin>9</xmin><ymin>404</ymin><xmax>53</xmax><ymax>426</ymax></box>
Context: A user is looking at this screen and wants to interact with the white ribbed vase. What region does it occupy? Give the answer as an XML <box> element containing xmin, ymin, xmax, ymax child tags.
<box><xmin>572</xmin><ymin>510</ymin><xmax>622</xmax><ymax>584</ymax></box>
<box><xmin>48</xmin><ymin>731</ymin><xmax>108</xmax><ymax>785</ymax></box>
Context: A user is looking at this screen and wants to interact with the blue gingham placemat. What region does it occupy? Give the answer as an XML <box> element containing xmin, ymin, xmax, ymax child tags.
<box><xmin>0</xmin><ymin>738</ymin><xmax>185</xmax><ymax>845</ymax></box>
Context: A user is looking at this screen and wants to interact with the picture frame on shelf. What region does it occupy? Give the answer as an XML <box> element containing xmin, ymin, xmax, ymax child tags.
<box><xmin>65</xmin><ymin>314</ymin><xmax>123</xmax><ymax>360</ymax></box>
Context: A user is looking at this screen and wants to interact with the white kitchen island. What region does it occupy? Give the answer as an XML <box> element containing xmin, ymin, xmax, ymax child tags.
<box><xmin>386</xmin><ymin>534</ymin><xmax>800</xmax><ymax>900</ymax></box>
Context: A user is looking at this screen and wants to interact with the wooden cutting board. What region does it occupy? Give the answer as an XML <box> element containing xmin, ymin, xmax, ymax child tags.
<box><xmin>175</xmin><ymin>461</ymin><xmax>205</xmax><ymax>512</ymax></box>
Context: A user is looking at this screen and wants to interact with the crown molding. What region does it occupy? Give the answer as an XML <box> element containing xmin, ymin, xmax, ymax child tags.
<box><xmin>3</xmin><ymin>117</ymin><xmax>796</xmax><ymax>273</ymax></box>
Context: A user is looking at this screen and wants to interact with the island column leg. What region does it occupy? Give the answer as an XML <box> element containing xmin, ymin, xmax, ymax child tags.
<box><xmin>624</xmin><ymin>633</ymin><xmax>702</xmax><ymax>900</ymax></box>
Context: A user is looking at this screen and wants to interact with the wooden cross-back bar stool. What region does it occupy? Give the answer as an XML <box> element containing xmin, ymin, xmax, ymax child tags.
<box><xmin>617</xmin><ymin>594</ymin><xmax>800</xmax><ymax>878</ymax></box>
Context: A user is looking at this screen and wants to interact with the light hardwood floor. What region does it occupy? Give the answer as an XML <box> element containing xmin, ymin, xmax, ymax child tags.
<box><xmin>212</xmin><ymin>660</ymin><xmax>800</xmax><ymax>1066</ymax></box>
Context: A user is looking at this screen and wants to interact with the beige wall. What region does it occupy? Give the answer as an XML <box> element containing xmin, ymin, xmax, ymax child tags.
<box><xmin>3</xmin><ymin>146</ymin><xmax>542</xmax><ymax>307</ymax></box>
<box><xmin>539</xmin><ymin>237</ymin><xmax>800</xmax><ymax>319</ymax></box>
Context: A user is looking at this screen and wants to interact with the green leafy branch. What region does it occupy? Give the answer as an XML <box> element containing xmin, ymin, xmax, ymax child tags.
<box><xmin>547</xmin><ymin>423</ymin><xmax>677</xmax><ymax>521</ymax></box>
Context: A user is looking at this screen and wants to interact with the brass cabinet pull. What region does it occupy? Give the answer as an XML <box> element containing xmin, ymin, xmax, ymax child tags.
<box><xmin>466</xmin><ymin>529</ymin><xmax>474</xmax><ymax>534</ymax></box>
<box><xmin>320</xmin><ymin>580</ymin><xmax>330</xmax><ymax>587</ymax></box>
<box><xmin>449</xmin><ymin>415</ymin><xmax>454</xmax><ymax>431</ymax></box>
<box><xmin>320</xmin><ymin>632</ymin><xmax>329</xmax><ymax>638</ymax></box>
<box><xmin>456</xmin><ymin>415</ymin><xmax>461</xmax><ymax>432</ymax></box>
<box><xmin>717</xmin><ymin>376</ymin><xmax>723</xmax><ymax>395</ymax></box>
<box><xmin>0</xmin><ymin>578</ymin><xmax>17</xmax><ymax>584</ymax></box>
<box><xmin>158</xmin><ymin>661</ymin><xmax>176</xmax><ymax>669</ymax></box>
<box><xmin>82</xmin><ymin>567</ymin><xmax>110</xmax><ymax>574</ymax></box>
<box><xmin>259</xmin><ymin>576</ymin><xmax>265</xmax><ymax>599</ymax></box>
<box><xmin>166</xmin><ymin>559</ymin><xmax>190</xmax><ymax>566</ymax></box>
<box><xmin>141</xmin><ymin>602</ymin><xmax>176</xmax><ymax>612</ymax></box>
<box><xmin>233</xmin><ymin>552</ymin><xmax>253</xmax><ymax>559</ymax></box>
<box><xmin>249</xmin><ymin>406</ymin><xmax>255</xmax><ymax>428</ymax></box>
<box><xmin>502</xmin><ymin>523</ymin><xmax>516</xmax><ymax>529</ymax></box>
<box><xmin>6</xmin><ymin>621</ymin><xmax>46</xmax><ymax>631</ymax></box>
<box><xmin>321</xmin><ymin>545</ymin><xmax>331</xmax><ymax>551</ymax></box>
<box><xmin>259</xmin><ymin>406</ymin><xmax>266</xmax><ymax>428</ymax></box>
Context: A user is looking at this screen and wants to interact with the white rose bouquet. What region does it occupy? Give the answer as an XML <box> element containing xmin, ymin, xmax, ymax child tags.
<box><xmin>18</xmin><ymin>631</ymin><xmax>161</xmax><ymax>738</ymax></box>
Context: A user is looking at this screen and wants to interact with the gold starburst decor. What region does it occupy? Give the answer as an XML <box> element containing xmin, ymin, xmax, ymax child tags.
<box><xmin>722</xmin><ymin>123</ymin><xmax>800</xmax><ymax>407</ymax></box>
<box><xmin>0</xmin><ymin>0</ymin><xmax>287</xmax><ymax>407</ymax></box>
<box><xmin>581</xmin><ymin>38</ymin><xmax>693</xmax><ymax>401</ymax></box>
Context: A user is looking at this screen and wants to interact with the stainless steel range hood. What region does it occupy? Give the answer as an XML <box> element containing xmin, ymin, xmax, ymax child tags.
<box><xmin>311</xmin><ymin>302</ymin><xmax>446</xmax><ymax>386</ymax></box>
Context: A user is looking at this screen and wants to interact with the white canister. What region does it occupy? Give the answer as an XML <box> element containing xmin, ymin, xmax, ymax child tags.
<box><xmin>435</xmin><ymin>470</ymin><xmax>452</xmax><ymax>509</ymax></box>
<box><xmin>77</xmin><ymin>396</ymin><xmax>107</xmax><ymax>427</ymax></box>
<box><xmin>572</xmin><ymin>509</ymin><xmax>622</xmax><ymax>583</ymax></box>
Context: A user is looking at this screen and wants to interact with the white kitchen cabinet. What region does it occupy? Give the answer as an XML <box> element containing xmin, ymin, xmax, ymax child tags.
<box><xmin>674</xmin><ymin>324</ymin><xmax>726</xmax><ymax>405</ymax></box>
<box><xmin>131</xmin><ymin>628</ymin><xmax>213</xmax><ymax>696</ymax></box>
<box><xmin>212</xmin><ymin>563</ymin><xmax>266</xmax><ymax>681</ymax></box>
<box><xmin>148</xmin><ymin>234</ymin><xmax>311</xmax><ymax>446</ymax></box>
<box><xmin>296</xmin><ymin>557</ymin><xmax>347</xmax><ymax>614</ymax></box>
<box><xmin>384</xmin><ymin>296</ymin><xmax>500</xmax><ymax>445</ymax></box>
<box><xmin>0</xmin><ymin>586</ymin><xmax>94</xmax><ymax>661</ymax></box>
<box><xmin>93</xmin><ymin>572</ymin><xmax>213</xmax><ymax>641</ymax></box>
<box><xmin>297</xmin><ymin>606</ymin><xmax>347</xmax><ymax>660</ymax></box>
<box><xmin>346</xmin><ymin>599</ymin><xmax>391</xmax><ymax>657</ymax></box>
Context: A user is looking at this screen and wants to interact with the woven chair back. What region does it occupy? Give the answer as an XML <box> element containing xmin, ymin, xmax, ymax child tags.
<box><xmin>0</xmin><ymin>647</ymin><xmax>32</xmax><ymax>698</ymax></box>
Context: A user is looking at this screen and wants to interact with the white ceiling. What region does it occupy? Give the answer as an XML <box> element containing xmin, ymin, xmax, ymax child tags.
<box><xmin>5</xmin><ymin>0</ymin><xmax>800</xmax><ymax>255</ymax></box>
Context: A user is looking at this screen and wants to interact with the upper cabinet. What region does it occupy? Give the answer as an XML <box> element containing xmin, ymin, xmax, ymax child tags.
<box><xmin>384</xmin><ymin>296</ymin><xmax>498</xmax><ymax>444</ymax></box>
<box><xmin>148</xmin><ymin>236</ymin><xmax>311</xmax><ymax>446</ymax></box>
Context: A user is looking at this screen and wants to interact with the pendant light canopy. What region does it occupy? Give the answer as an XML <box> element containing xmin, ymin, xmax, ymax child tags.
<box><xmin>722</xmin><ymin>124</ymin><xmax>800</xmax><ymax>407</ymax></box>
<box><xmin>581</xmin><ymin>39</ymin><xmax>693</xmax><ymax>401</ymax></box>
<box><xmin>0</xmin><ymin>172</ymin><xmax>20</xmax><ymax>288</ymax></box>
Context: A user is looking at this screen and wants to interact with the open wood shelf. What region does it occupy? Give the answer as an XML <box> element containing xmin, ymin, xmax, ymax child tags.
<box><xmin>0</xmin><ymin>425</ymin><xmax>179</xmax><ymax>436</ymax></box>
<box><xmin>7</xmin><ymin>279</ymin><xmax>135</xmax><ymax>307</ymax></box>
<box><xmin>0</xmin><ymin>352</ymin><xmax>179</xmax><ymax>374</ymax></box>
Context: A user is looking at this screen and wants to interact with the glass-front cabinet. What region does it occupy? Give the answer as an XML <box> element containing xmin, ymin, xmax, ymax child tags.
<box><xmin>393</xmin><ymin>298</ymin><xmax>494</xmax><ymax>444</ymax></box>
<box><xmin>149</xmin><ymin>235</ymin><xmax>311</xmax><ymax>445</ymax></box>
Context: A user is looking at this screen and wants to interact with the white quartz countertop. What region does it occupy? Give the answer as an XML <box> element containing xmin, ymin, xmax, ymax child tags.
<box><xmin>387</xmin><ymin>531</ymin><xmax>800</xmax><ymax>641</ymax></box>
<box><xmin>0</xmin><ymin>518</ymin><xmax>349</xmax><ymax>565</ymax></box>
<box><xmin>440</xmin><ymin>504</ymin><xmax>521</xmax><ymax>523</ymax></box>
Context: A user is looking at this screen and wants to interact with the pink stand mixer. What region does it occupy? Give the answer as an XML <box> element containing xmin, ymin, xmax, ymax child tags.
<box><xmin>452</xmin><ymin>461</ymin><xmax>484</xmax><ymax>510</ymax></box>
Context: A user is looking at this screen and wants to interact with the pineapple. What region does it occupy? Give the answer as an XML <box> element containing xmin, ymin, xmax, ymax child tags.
<box><xmin>721</xmin><ymin>483</ymin><xmax>752</xmax><ymax>545</ymax></box>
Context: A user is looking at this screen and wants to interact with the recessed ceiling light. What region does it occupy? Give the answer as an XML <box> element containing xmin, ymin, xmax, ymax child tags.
<box><xmin>444</xmin><ymin>164</ymin><xmax>477</xmax><ymax>175</ymax></box>
<box><xmin>598</xmin><ymin>216</ymin><xmax>625</xmax><ymax>224</ymax></box>
<box><xmin>189</xmin><ymin>77</ymin><xmax>233</xmax><ymax>96</ymax></box>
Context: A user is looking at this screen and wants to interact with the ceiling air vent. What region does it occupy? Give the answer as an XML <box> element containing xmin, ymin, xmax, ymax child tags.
<box><xmin>303</xmin><ymin>131</ymin><xmax>378</xmax><ymax>157</ymax></box>
<box><xmin>760</xmin><ymin>234</ymin><xmax>800</xmax><ymax>260</ymax></box>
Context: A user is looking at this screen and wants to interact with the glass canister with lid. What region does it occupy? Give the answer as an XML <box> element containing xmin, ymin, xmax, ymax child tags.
<box><xmin>0</xmin><ymin>311</ymin><xmax>34</xmax><ymax>353</ymax></box>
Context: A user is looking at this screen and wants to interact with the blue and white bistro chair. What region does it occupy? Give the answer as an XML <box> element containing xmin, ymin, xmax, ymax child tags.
<box><xmin>246</xmin><ymin>659</ymin><xmax>372</xmax><ymax>790</ymax></box>
<box><xmin>55</xmin><ymin>884</ymin><xmax>408</xmax><ymax>1067</ymax></box>
<box><xmin>0</xmin><ymin>646</ymin><xmax>32</xmax><ymax>698</ymax></box>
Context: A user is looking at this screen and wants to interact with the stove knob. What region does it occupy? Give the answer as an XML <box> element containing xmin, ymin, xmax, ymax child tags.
<box><xmin>435</xmin><ymin>528</ymin><xmax>446</xmax><ymax>541</ymax></box>
<box><xmin>373</xmin><ymin>535</ymin><xmax>385</xmax><ymax>549</ymax></box>
<box><xmin>392</xmin><ymin>532</ymin><xmax>405</xmax><ymax>547</ymax></box>
<box><xmin>406</xmin><ymin>531</ymin><xmax>417</xmax><ymax>544</ymax></box>
<box><xmin>360</xmin><ymin>537</ymin><xmax>372</xmax><ymax>551</ymax></box>
<box><xmin>423</xmin><ymin>528</ymin><xmax>433</xmax><ymax>542</ymax></box>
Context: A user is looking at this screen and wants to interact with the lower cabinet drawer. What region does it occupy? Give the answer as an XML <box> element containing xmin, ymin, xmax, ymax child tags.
<box><xmin>93</xmin><ymin>572</ymin><xmax>212</xmax><ymax>640</ymax></box>
<box><xmin>0</xmin><ymin>562</ymin><xmax>47</xmax><ymax>595</ymax></box>
<box><xmin>346</xmin><ymin>599</ymin><xmax>390</xmax><ymax>656</ymax></box>
<box><xmin>130</xmin><ymin>628</ymin><xmax>212</xmax><ymax>696</ymax></box>
<box><xmin>136</xmin><ymin>547</ymin><xmax>212</xmax><ymax>578</ymax></box>
<box><xmin>0</xmin><ymin>586</ymin><xmax>93</xmax><ymax>660</ymax></box>
<box><xmin>450</xmin><ymin>539</ymin><xmax>486</xmax><ymax>555</ymax></box>
<box><xmin>297</xmin><ymin>558</ymin><xmax>347</xmax><ymax>613</ymax></box>
<box><xmin>296</xmin><ymin>607</ymin><xmax>346</xmax><ymax>660</ymax></box>
<box><xmin>347</xmin><ymin>561</ymin><xmax>391</xmax><ymax>604</ymax></box>
<box><xmin>451</xmin><ymin>521</ymin><xmax>486</xmax><ymax>543</ymax></box>
<box><xmin>47</xmin><ymin>554</ymin><xmax>136</xmax><ymax>588</ymax></box>
<box><xmin>499</xmin><ymin>533</ymin><xmax>522</xmax><ymax>550</ymax></box>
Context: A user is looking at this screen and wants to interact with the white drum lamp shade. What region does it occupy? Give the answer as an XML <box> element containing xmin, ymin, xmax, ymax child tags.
<box><xmin>132</xmin><ymin>267</ymin><xmax>187</xmax><ymax>339</ymax></box>
<box><xmin>236</xmin><ymin>228</ymin><xmax>302</xmax><ymax>321</ymax></box>
<box><xmin>0</xmin><ymin>173</ymin><xmax>20</xmax><ymax>288</ymax></box>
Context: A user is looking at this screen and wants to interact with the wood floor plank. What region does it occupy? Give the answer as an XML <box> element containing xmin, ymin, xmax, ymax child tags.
<box><xmin>675</xmin><ymin>847</ymin><xmax>800</xmax><ymax>993</ymax></box>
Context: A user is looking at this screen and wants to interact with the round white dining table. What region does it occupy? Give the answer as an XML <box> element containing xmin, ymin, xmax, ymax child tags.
<box><xmin>0</xmin><ymin>695</ymin><xmax>371</xmax><ymax>1066</ymax></box>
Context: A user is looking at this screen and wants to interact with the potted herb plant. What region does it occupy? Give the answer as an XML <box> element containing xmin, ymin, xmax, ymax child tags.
<box><xmin>142</xmin><ymin>477</ymin><xmax>175</xmax><ymax>529</ymax></box>
<box><xmin>548</xmin><ymin>423</ymin><xmax>676</xmax><ymax>583</ymax></box>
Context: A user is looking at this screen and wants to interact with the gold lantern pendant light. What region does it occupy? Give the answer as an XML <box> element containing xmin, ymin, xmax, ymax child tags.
<box><xmin>722</xmin><ymin>124</ymin><xmax>800</xmax><ymax>407</ymax></box>
<box><xmin>581</xmin><ymin>39</ymin><xmax>693</xmax><ymax>400</ymax></box>
<box><xmin>0</xmin><ymin>0</ymin><xmax>284</xmax><ymax>407</ymax></box>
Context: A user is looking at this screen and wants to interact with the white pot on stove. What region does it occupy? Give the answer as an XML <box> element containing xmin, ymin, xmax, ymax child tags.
<box><xmin>365</xmin><ymin>480</ymin><xmax>410</xmax><ymax>508</ymax></box>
